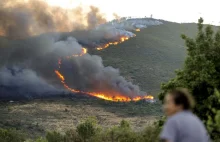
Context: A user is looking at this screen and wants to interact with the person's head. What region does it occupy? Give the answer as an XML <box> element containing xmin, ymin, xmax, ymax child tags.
<box><xmin>163</xmin><ymin>88</ymin><xmax>195</xmax><ymax>116</ymax></box>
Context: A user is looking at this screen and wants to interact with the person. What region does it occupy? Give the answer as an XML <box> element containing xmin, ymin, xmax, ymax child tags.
<box><xmin>160</xmin><ymin>88</ymin><xmax>210</xmax><ymax>142</ymax></box>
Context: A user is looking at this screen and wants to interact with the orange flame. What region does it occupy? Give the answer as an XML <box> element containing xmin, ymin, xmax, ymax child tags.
<box><xmin>96</xmin><ymin>36</ymin><xmax>130</xmax><ymax>51</ymax></box>
<box><xmin>67</xmin><ymin>48</ymin><xmax>87</xmax><ymax>58</ymax></box>
<box><xmin>55</xmin><ymin>70</ymin><xmax>154</xmax><ymax>102</ymax></box>
<box><xmin>55</xmin><ymin>70</ymin><xmax>64</xmax><ymax>82</ymax></box>
<box><xmin>54</xmin><ymin>36</ymin><xmax>154</xmax><ymax>102</ymax></box>
<box><xmin>136</xmin><ymin>29</ymin><xmax>141</xmax><ymax>32</ymax></box>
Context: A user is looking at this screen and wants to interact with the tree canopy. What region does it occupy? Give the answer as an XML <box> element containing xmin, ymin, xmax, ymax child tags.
<box><xmin>159</xmin><ymin>18</ymin><xmax>220</xmax><ymax>140</ymax></box>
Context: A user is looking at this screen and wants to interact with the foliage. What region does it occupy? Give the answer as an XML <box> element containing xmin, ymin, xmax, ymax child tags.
<box><xmin>119</xmin><ymin>119</ymin><xmax>130</xmax><ymax>129</ymax></box>
<box><xmin>103</xmin><ymin>119</ymin><xmax>160</xmax><ymax>142</ymax></box>
<box><xmin>76</xmin><ymin>117</ymin><xmax>99</xmax><ymax>142</ymax></box>
<box><xmin>35</xmin><ymin>137</ymin><xmax>48</xmax><ymax>142</ymax></box>
<box><xmin>0</xmin><ymin>128</ymin><xmax>25</xmax><ymax>142</ymax></box>
<box><xmin>46</xmin><ymin>131</ymin><xmax>64</xmax><ymax>142</ymax></box>
<box><xmin>0</xmin><ymin>119</ymin><xmax>161</xmax><ymax>142</ymax></box>
<box><xmin>64</xmin><ymin>129</ymin><xmax>81</xmax><ymax>142</ymax></box>
<box><xmin>40</xmin><ymin>119</ymin><xmax>160</xmax><ymax>142</ymax></box>
<box><xmin>159</xmin><ymin>18</ymin><xmax>220</xmax><ymax>140</ymax></box>
<box><xmin>106</xmin><ymin>120</ymin><xmax>139</xmax><ymax>142</ymax></box>
<box><xmin>207</xmin><ymin>89</ymin><xmax>220</xmax><ymax>141</ymax></box>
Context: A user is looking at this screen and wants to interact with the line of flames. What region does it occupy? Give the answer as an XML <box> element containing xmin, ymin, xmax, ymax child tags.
<box><xmin>55</xmin><ymin>33</ymin><xmax>154</xmax><ymax>102</ymax></box>
<box><xmin>55</xmin><ymin>69</ymin><xmax>154</xmax><ymax>102</ymax></box>
<box><xmin>96</xmin><ymin>36</ymin><xmax>130</xmax><ymax>50</ymax></box>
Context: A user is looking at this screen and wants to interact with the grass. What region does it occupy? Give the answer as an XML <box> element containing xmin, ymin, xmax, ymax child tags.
<box><xmin>91</xmin><ymin>21</ymin><xmax>219</xmax><ymax>95</ymax></box>
<box><xmin>0</xmin><ymin>97</ymin><xmax>161</xmax><ymax>138</ymax></box>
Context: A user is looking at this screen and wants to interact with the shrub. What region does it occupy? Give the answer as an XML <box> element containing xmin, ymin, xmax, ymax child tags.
<box><xmin>0</xmin><ymin>128</ymin><xmax>26</xmax><ymax>142</ymax></box>
<box><xmin>76</xmin><ymin>118</ymin><xmax>99</xmax><ymax>142</ymax></box>
<box><xmin>46</xmin><ymin>131</ymin><xmax>64</xmax><ymax>142</ymax></box>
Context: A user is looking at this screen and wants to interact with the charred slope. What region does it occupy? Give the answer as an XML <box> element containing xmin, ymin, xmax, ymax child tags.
<box><xmin>92</xmin><ymin>22</ymin><xmax>219</xmax><ymax>94</ymax></box>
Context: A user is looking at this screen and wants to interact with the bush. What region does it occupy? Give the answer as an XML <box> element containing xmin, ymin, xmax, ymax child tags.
<box><xmin>46</xmin><ymin>131</ymin><xmax>64</xmax><ymax>142</ymax></box>
<box><xmin>64</xmin><ymin>129</ymin><xmax>81</xmax><ymax>142</ymax></box>
<box><xmin>6</xmin><ymin>119</ymin><xmax>161</xmax><ymax>142</ymax></box>
<box><xmin>76</xmin><ymin>118</ymin><xmax>99</xmax><ymax>142</ymax></box>
<box><xmin>0</xmin><ymin>128</ymin><xmax>26</xmax><ymax>142</ymax></box>
<box><xmin>140</xmin><ymin>125</ymin><xmax>161</xmax><ymax>142</ymax></box>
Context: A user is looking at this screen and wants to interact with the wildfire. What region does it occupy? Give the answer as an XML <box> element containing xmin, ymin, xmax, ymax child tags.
<box><xmin>67</xmin><ymin>48</ymin><xmax>87</xmax><ymax>58</ymax></box>
<box><xmin>96</xmin><ymin>36</ymin><xmax>130</xmax><ymax>51</ymax></box>
<box><xmin>136</xmin><ymin>29</ymin><xmax>141</xmax><ymax>32</ymax></box>
<box><xmin>54</xmin><ymin>35</ymin><xmax>154</xmax><ymax>102</ymax></box>
<box><xmin>55</xmin><ymin>69</ymin><xmax>153</xmax><ymax>102</ymax></box>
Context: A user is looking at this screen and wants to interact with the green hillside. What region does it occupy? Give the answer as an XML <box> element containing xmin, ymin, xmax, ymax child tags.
<box><xmin>91</xmin><ymin>21</ymin><xmax>216</xmax><ymax>95</ymax></box>
<box><xmin>1</xmin><ymin>21</ymin><xmax>219</xmax><ymax>139</ymax></box>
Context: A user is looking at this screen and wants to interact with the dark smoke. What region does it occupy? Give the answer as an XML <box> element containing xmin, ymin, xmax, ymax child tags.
<box><xmin>0</xmin><ymin>0</ymin><xmax>106</xmax><ymax>39</ymax></box>
<box><xmin>0</xmin><ymin>0</ymin><xmax>163</xmax><ymax>100</ymax></box>
<box><xmin>0</xmin><ymin>67</ymin><xmax>61</xmax><ymax>100</ymax></box>
<box><xmin>61</xmin><ymin>54</ymin><xmax>144</xmax><ymax>97</ymax></box>
<box><xmin>0</xmin><ymin>32</ymin><xmax>145</xmax><ymax>100</ymax></box>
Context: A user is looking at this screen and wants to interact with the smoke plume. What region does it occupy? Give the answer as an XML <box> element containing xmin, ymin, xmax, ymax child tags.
<box><xmin>0</xmin><ymin>0</ymin><xmax>106</xmax><ymax>39</ymax></box>
<box><xmin>0</xmin><ymin>34</ymin><xmax>144</xmax><ymax>100</ymax></box>
<box><xmin>0</xmin><ymin>0</ymin><xmax>163</xmax><ymax>100</ymax></box>
<box><xmin>0</xmin><ymin>67</ymin><xmax>61</xmax><ymax>100</ymax></box>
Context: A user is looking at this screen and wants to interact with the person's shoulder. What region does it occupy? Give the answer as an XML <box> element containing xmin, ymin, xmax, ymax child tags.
<box><xmin>166</xmin><ymin>114</ymin><xmax>179</xmax><ymax>124</ymax></box>
<box><xmin>166</xmin><ymin>111</ymin><xmax>187</xmax><ymax>123</ymax></box>
<box><xmin>168</xmin><ymin>111</ymin><xmax>184</xmax><ymax>120</ymax></box>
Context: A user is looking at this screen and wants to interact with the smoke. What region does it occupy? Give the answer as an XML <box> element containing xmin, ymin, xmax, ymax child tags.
<box><xmin>0</xmin><ymin>0</ymin><xmax>163</xmax><ymax>100</ymax></box>
<box><xmin>0</xmin><ymin>0</ymin><xmax>106</xmax><ymax>39</ymax></box>
<box><xmin>0</xmin><ymin>34</ymin><xmax>144</xmax><ymax>100</ymax></box>
<box><xmin>86</xmin><ymin>6</ymin><xmax>107</xmax><ymax>29</ymax></box>
<box><xmin>60</xmin><ymin>54</ymin><xmax>144</xmax><ymax>98</ymax></box>
<box><xmin>0</xmin><ymin>67</ymin><xmax>61</xmax><ymax>100</ymax></box>
<box><xmin>113</xmin><ymin>13</ymin><xmax>120</xmax><ymax>20</ymax></box>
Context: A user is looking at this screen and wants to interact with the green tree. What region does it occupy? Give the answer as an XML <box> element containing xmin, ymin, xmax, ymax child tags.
<box><xmin>159</xmin><ymin>18</ymin><xmax>220</xmax><ymax>139</ymax></box>
<box><xmin>76</xmin><ymin>118</ymin><xmax>98</xmax><ymax>142</ymax></box>
<box><xmin>106</xmin><ymin>120</ymin><xmax>140</xmax><ymax>142</ymax></box>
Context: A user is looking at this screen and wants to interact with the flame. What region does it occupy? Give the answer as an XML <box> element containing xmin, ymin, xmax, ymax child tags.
<box><xmin>67</xmin><ymin>48</ymin><xmax>87</xmax><ymax>58</ymax></box>
<box><xmin>55</xmin><ymin>57</ymin><xmax>154</xmax><ymax>102</ymax></box>
<box><xmin>136</xmin><ymin>29</ymin><xmax>141</xmax><ymax>32</ymax></box>
<box><xmin>55</xmin><ymin>70</ymin><xmax>64</xmax><ymax>82</ymax></box>
<box><xmin>55</xmin><ymin>69</ymin><xmax>154</xmax><ymax>102</ymax></box>
<box><xmin>54</xmin><ymin>36</ymin><xmax>154</xmax><ymax>102</ymax></box>
<box><xmin>96</xmin><ymin>36</ymin><xmax>130</xmax><ymax>51</ymax></box>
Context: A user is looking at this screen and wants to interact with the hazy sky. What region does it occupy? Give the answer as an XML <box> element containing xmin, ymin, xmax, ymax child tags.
<box><xmin>47</xmin><ymin>0</ymin><xmax>220</xmax><ymax>25</ymax></box>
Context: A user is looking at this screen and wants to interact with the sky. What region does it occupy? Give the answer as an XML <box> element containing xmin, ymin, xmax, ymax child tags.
<box><xmin>46</xmin><ymin>0</ymin><xmax>220</xmax><ymax>25</ymax></box>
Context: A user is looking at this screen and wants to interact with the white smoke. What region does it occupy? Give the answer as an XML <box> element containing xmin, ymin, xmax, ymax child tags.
<box><xmin>96</xmin><ymin>18</ymin><xmax>163</xmax><ymax>32</ymax></box>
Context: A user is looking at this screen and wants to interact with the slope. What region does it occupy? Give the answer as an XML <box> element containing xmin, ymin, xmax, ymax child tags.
<box><xmin>91</xmin><ymin>21</ymin><xmax>209</xmax><ymax>94</ymax></box>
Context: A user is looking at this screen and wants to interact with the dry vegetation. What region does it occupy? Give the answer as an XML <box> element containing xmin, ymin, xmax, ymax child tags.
<box><xmin>0</xmin><ymin>98</ymin><xmax>159</xmax><ymax>138</ymax></box>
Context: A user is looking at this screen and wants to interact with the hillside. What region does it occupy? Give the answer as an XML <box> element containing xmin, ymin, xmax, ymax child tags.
<box><xmin>1</xmin><ymin>21</ymin><xmax>219</xmax><ymax>138</ymax></box>
<box><xmin>91</xmin><ymin>22</ymin><xmax>205</xmax><ymax>94</ymax></box>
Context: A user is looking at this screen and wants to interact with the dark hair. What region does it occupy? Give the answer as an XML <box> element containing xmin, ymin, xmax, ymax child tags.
<box><xmin>168</xmin><ymin>88</ymin><xmax>195</xmax><ymax>110</ymax></box>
